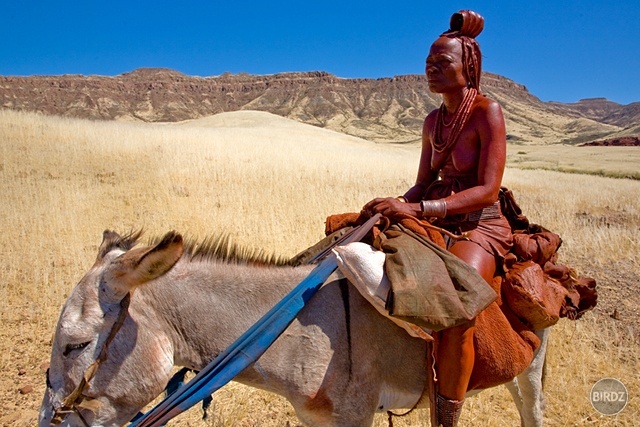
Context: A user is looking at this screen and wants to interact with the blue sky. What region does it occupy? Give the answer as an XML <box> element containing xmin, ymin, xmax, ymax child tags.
<box><xmin>1</xmin><ymin>1</ymin><xmax>638</xmax><ymax>105</ymax></box>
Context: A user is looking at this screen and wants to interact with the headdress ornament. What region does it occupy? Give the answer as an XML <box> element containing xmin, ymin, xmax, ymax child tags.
<box><xmin>448</xmin><ymin>10</ymin><xmax>484</xmax><ymax>38</ymax></box>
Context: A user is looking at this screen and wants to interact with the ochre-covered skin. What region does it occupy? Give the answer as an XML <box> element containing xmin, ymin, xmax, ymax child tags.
<box><xmin>363</xmin><ymin>10</ymin><xmax>511</xmax><ymax>409</ymax></box>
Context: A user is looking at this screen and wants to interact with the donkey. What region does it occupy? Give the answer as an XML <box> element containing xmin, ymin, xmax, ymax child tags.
<box><xmin>39</xmin><ymin>230</ymin><xmax>549</xmax><ymax>427</ymax></box>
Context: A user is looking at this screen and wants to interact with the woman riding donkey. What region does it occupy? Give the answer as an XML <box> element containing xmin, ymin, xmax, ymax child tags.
<box><xmin>364</xmin><ymin>10</ymin><xmax>512</xmax><ymax>426</ymax></box>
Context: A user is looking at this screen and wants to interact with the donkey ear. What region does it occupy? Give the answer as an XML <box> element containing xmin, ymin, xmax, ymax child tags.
<box><xmin>97</xmin><ymin>230</ymin><xmax>121</xmax><ymax>259</ymax></box>
<box><xmin>100</xmin><ymin>232</ymin><xmax>183</xmax><ymax>304</ymax></box>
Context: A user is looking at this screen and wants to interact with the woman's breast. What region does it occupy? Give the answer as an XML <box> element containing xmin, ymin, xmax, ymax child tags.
<box><xmin>425</xmin><ymin>156</ymin><xmax>478</xmax><ymax>200</ymax></box>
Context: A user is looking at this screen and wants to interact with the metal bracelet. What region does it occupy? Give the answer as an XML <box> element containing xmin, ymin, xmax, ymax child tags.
<box><xmin>420</xmin><ymin>199</ymin><xmax>447</xmax><ymax>218</ymax></box>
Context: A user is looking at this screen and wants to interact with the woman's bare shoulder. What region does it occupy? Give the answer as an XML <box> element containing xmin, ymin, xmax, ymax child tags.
<box><xmin>474</xmin><ymin>93</ymin><xmax>503</xmax><ymax>114</ymax></box>
<box><xmin>470</xmin><ymin>93</ymin><xmax>505</xmax><ymax>131</ymax></box>
<box><xmin>423</xmin><ymin>108</ymin><xmax>439</xmax><ymax>132</ymax></box>
<box><xmin>425</xmin><ymin>108</ymin><xmax>439</xmax><ymax>122</ymax></box>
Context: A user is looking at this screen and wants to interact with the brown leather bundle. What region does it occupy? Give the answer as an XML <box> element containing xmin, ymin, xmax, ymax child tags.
<box><xmin>499</xmin><ymin>187</ymin><xmax>598</xmax><ymax>327</ymax></box>
<box><xmin>512</xmin><ymin>231</ymin><xmax>562</xmax><ymax>265</ymax></box>
<box><xmin>502</xmin><ymin>261</ymin><xmax>568</xmax><ymax>329</ymax></box>
<box><xmin>544</xmin><ymin>263</ymin><xmax>598</xmax><ymax>320</ymax></box>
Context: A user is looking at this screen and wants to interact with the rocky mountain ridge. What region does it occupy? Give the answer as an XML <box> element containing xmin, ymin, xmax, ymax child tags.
<box><xmin>1</xmin><ymin>68</ymin><xmax>637</xmax><ymax>144</ymax></box>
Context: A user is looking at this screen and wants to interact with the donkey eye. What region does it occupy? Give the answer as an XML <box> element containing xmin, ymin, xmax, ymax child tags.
<box><xmin>63</xmin><ymin>341</ymin><xmax>91</xmax><ymax>357</ymax></box>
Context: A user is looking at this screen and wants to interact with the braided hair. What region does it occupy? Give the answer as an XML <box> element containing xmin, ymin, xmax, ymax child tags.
<box><xmin>441</xmin><ymin>10</ymin><xmax>484</xmax><ymax>91</ymax></box>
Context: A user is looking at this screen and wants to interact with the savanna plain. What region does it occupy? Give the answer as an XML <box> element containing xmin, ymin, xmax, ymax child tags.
<box><xmin>1</xmin><ymin>109</ymin><xmax>638</xmax><ymax>426</ymax></box>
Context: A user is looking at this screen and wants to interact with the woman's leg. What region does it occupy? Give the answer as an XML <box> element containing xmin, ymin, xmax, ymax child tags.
<box><xmin>436</xmin><ymin>240</ymin><xmax>496</xmax><ymax>425</ymax></box>
<box><xmin>437</xmin><ymin>319</ymin><xmax>476</xmax><ymax>400</ymax></box>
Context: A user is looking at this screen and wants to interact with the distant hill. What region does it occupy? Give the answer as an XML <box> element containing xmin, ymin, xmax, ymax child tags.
<box><xmin>1</xmin><ymin>68</ymin><xmax>636</xmax><ymax>145</ymax></box>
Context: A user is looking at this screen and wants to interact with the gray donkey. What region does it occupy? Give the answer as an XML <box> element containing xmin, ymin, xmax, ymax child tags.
<box><xmin>39</xmin><ymin>230</ymin><xmax>548</xmax><ymax>427</ymax></box>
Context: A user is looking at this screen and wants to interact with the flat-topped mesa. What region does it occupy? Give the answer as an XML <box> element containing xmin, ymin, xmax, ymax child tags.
<box><xmin>0</xmin><ymin>68</ymin><xmax>633</xmax><ymax>144</ymax></box>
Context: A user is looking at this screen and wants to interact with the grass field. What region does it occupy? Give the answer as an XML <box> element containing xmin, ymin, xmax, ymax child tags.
<box><xmin>506</xmin><ymin>145</ymin><xmax>640</xmax><ymax>180</ymax></box>
<box><xmin>0</xmin><ymin>109</ymin><xmax>638</xmax><ymax>426</ymax></box>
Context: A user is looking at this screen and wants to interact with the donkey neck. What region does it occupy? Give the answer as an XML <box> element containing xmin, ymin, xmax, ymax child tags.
<box><xmin>136</xmin><ymin>258</ymin><xmax>315</xmax><ymax>370</ymax></box>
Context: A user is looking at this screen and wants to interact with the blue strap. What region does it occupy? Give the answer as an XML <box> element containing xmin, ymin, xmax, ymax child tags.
<box><xmin>129</xmin><ymin>214</ymin><xmax>380</xmax><ymax>426</ymax></box>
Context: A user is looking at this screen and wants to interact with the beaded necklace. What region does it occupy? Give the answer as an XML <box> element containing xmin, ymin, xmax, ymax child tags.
<box><xmin>431</xmin><ymin>87</ymin><xmax>477</xmax><ymax>153</ymax></box>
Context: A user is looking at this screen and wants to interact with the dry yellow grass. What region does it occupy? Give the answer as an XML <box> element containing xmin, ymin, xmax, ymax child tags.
<box><xmin>0</xmin><ymin>109</ymin><xmax>638</xmax><ymax>426</ymax></box>
<box><xmin>507</xmin><ymin>145</ymin><xmax>640</xmax><ymax>180</ymax></box>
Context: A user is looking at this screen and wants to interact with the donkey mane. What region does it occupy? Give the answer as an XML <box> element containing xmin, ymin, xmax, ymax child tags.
<box><xmin>180</xmin><ymin>233</ymin><xmax>292</xmax><ymax>266</ymax></box>
<box><xmin>101</xmin><ymin>230</ymin><xmax>291</xmax><ymax>266</ymax></box>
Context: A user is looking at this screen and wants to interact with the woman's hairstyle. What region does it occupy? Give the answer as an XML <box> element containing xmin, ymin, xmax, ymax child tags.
<box><xmin>441</xmin><ymin>10</ymin><xmax>484</xmax><ymax>90</ymax></box>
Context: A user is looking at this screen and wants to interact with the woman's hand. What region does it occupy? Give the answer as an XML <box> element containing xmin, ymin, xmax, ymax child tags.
<box><xmin>362</xmin><ymin>197</ymin><xmax>421</xmax><ymax>218</ymax></box>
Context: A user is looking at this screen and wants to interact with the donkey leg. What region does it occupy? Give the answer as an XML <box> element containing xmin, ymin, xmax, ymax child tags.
<box><xmin>503</xmin><ymin>359</ymin><xmax>528</xmax><ymax>425</ymax></box>
<box><xmin>504</xmin><ymin>377</ymin><xmax>525</xmax><ymax>425</ymax></box>
<box><xmin>511</xmin><ymin>328</ymin><xmax>550</xmax><ymax>427</ymax></box>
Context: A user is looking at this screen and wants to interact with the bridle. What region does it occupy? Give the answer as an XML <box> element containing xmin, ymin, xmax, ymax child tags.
<box><xmin>48</xmin><ymin>292</ymin><xmax>132</xmax><ymax>426</ymax></box>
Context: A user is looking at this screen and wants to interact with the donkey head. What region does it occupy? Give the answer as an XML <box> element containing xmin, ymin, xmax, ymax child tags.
<box><xmin>39</xmin><ymin>231</ymin><xmax>183</xmax><ymax>426</ymax></box>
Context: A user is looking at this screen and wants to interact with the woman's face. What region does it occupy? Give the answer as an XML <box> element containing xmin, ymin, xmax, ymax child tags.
<box><xmin>425</xmin><ymin>36</ymin><xmax>467</xmax><ymax>94</ymax></box>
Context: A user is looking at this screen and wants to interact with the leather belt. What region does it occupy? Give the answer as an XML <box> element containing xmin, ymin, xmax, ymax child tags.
<box><xmin>438</xmin><ymin>201</ymin><xmax>502</xmax><ymax>225</ymax></box>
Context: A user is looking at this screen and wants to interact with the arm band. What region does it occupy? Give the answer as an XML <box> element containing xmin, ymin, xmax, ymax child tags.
<box><xmin>420</xmin><ymin>199</ymin><xmax>447</xmax><ymax>218</ymax></box>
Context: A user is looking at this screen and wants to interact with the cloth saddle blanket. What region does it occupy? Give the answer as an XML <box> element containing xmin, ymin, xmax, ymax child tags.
<box><xmin>332</xmin><ymin>241</ymin><xmax>434</xmax><ymax>341</ymax></box>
